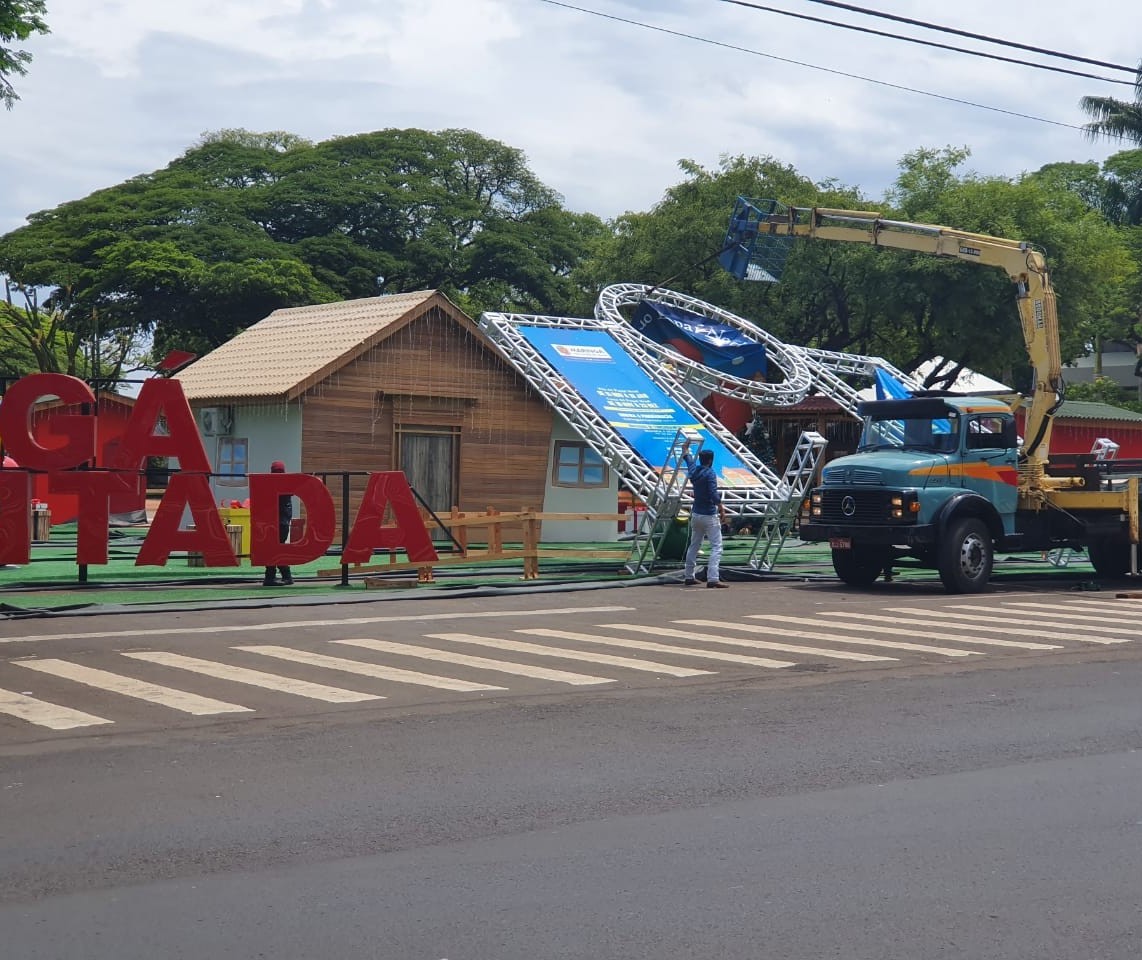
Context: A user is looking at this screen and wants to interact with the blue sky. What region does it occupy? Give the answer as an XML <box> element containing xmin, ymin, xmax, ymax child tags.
<box><xmin>1</xmin><ymin>0</ymin><xmax>1140</xmax><ymax>234</ymax></box>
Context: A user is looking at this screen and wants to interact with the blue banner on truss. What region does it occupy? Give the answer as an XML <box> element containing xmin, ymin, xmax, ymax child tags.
<box><xmin>631</xmin><ymin>301</ymin><xmax>767</xmax><ymax>379</ymax></box>
<box><xmin>517</xmin><ymin>325</ymin><xmax>762</xmax><ymax>488</ymax></box>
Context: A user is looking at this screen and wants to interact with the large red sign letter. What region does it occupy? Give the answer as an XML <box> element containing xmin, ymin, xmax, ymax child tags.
<box><xmin>0</xmin><ymin>471</ymin><xmax>32</xmax><ymax>565</ymax></box>
<box><xmin>112</xmin><ymin>379</ymin><xmax>210</xmax><ymax>474</ymax></box>
<box><xmin>0</xmin><ymin>374</ymin><xmax>95</xmax><ymax>470</ymax></box>
<box><xmin>137</xmin><ymin>474</ymin><xmax>237</xmax><ymax>566</ymax></box>
<box><xmin>342</xmin><ymin>472</ymin><xmax>438</xmax><ymax>565</ymax></box>
<box><xmin>49</xmin><ymin>471</ymin><xmax>135</xmax><ymax>565</ymax></box>
<box><xmin>249</xmin><ymin>474</ymin><xmax>335</xmax><ymax>565</ymax></box>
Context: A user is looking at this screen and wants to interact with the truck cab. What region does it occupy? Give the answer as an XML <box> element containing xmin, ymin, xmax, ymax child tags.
<box><xmin>801</xmin><ymin>395</ymin><xmax>1020</xmax><ymax>592</ymax></box>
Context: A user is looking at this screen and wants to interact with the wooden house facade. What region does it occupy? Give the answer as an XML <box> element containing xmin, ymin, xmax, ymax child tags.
<box><xmin>176</xmin><ymin>291</ymin><xmax>620</xmax><ymax>543</ymax></box>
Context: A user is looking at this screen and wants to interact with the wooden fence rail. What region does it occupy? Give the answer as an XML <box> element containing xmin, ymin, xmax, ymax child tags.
<box><xmin>315</xmin><ymin>507</ymin><xmax>628</xmax><ymax>583</ymax></box>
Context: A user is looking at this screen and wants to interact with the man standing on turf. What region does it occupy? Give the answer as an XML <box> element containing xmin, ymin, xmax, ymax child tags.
<box><xmin>263</xmin><ymin>460</ymin><xmax>294</xmax><ymax>586</ymax></box>
<box><xmin>682</xmin><ymin>447</ymin><xmax>728</xmax><ymax>588</ymax></box>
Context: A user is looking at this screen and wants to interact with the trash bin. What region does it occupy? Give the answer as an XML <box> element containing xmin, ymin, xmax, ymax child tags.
<box><xmin>218</xmin><ymin>506</ymin><xmax>251</xmax><ymax>561</ymax></box>
<box><xmin>659</xmin><ymin>513</ymin><xmax>690</xmax><ymax>561</ymax></box>
<box><xmin>225</xmin><ymin>524</ymin><xmax>243</xmax><ymax>558</ymax></box>
<box><xmin>30</xmin><ymin>505</ymin><xmax>52</xmax><ymax>543</ymax></box>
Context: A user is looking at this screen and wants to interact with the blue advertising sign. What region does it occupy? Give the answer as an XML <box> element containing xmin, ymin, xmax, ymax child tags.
<box><xmin>517</xmin><ymin>325</ymin><xmax>762</xmax><ymax>488</ymax></box>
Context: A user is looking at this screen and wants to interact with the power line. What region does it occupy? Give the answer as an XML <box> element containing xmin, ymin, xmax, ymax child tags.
<box><xmin>796</xmin><ymin>0</ymin><xmax>1140</xmax><ymax>75</ymax></box>
<box><xmin>718</xmin><ymin>0</ymin><xmax>1134</xmax><ymax>86</ymax></box>
<box><xmin>535</xmin><ymin>0</ymin><xmax>1094</xmax><ymax>134</ymax></box>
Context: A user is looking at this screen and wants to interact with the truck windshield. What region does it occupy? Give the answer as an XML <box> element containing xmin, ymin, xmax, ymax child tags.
<box><xmin>859</xmin><ymin>411</ymin><xmax>959</xmax><ymax>453</ymax></box>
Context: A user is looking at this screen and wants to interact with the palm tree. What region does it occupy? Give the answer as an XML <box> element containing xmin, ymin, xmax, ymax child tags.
<box><xmin>1081</xmin><ymin>61</ymin><xmax>1142</xmax><ymax>144</ymax></box>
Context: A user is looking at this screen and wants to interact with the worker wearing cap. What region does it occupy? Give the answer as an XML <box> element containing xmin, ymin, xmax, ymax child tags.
<box><xmin>264</xmin><ymin>460</ymin><xmax>294</xmax><ymax>586</ymax></box>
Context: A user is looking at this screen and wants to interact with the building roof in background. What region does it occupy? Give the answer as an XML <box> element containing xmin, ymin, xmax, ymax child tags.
<box><xmin>911</xmin><ymin>356</ymin><xmax>1013</xmax><ymax>395</ymax></box>
<box><xmin>1055</xmin><ymin>400</ymin><xmax>1142</xmax><ymax>423</ymax></box>
<box><xmin>176</xmin><ymin>290</ymin><xmax>458</xmax><ymax>402</ymax></box>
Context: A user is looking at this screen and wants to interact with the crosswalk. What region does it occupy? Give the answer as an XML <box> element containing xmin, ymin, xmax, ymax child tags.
<box><xmin>1</xmin><ymin>597</ymin><xmax>1139</xmax><ymax>736</ymax></box>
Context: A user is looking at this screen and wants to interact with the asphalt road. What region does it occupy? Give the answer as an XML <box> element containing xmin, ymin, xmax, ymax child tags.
<box><xmin>2</xmin><ymin>579</ymin><xmax>1141</xmax><ymax>958</ymax></box>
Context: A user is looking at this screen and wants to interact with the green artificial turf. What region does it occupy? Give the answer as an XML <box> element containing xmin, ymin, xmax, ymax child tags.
<box><xmin>0</xmin><ymin>521</ymin><xmax>1095</xmax><ymax>614</ymax></box>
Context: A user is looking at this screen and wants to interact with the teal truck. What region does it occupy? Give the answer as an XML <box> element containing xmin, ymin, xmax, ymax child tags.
<box><xmin>721</xmin><ymin>201</ymin><xmax>1141</xmax><ymax>593</ymax></box>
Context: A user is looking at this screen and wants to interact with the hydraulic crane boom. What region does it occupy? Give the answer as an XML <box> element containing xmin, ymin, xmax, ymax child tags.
<box><xmin>720</xmin><ymin>201</ymin><xmax>1064</xmax><ymax>482</ymax></box>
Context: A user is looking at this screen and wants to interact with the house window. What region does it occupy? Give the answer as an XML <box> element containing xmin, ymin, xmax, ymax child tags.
<box><xmin>217</xmin><ymin>437</ymin><xmax>248</xmax><ymax>485</ymax></box>
<box><xmin>552</xmin><ymin>441</ymin><xmax>608</xmax><ymax>488</ymax></box>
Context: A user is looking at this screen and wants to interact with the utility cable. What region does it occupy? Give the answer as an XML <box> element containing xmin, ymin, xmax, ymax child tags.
<box><xmin>535</xmin><ymin>0</ymin><xmax>1094</xmax><ymax>133</ymax></box>
<box><xmin>794</xmin><ymin>0</ymin><xmax>1139</xmax><ymax>74</ymax></box>
<box><xmin>718</xmin><ymin>0</ymin><xmax>1133</xmax><ymax>86</ymax></box>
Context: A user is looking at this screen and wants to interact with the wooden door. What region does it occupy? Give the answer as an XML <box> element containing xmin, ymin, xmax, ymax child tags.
<box><xmin>399</xmin><ymin>427</ymin><xmax>458</xmax><ymax>540</ymax></box>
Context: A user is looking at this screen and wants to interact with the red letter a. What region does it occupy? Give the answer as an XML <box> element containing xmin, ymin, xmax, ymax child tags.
<box><xmin>342</xmin><ymin>472</ymin><xmax>439</xmax><ymax>565</ymax></box>
<box><xmin>137</xmin><ymin>474</ymin><xmax>237</xmax><ymax>566</ymax></box>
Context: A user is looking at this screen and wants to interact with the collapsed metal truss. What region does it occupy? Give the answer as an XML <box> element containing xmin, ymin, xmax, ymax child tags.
<box><xmin>596</xmin><ymin>283</ymin><xmax>920</xmax><ymax>421</ymax></box>
<box><xmin>478</xmin><ymin>311</ymin><xmax>822</xmax><ymax>573</ymax></box>
<box><xmin>747</xmin><ymin>430</ymin><xmax>828</xmax><ymax>572</ymax></box>
<box><xmin>595</xmin><ymin>284</ymin><xmax>813</xmax><ymax>406</ymax></box>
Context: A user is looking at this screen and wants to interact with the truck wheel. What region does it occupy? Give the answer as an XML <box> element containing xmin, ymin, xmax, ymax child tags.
<box><xmin>832</xmin><ymin>544</ymin><xmax>889</xmax><ymax>587</ymax></box>
<box><xmin>1088</xmin><ymin>541</ymin><xmax>1132</xmax><ymax>578</ymax></box>
<box><xmin>938</xmin><ymin>517</ymin><xmax>993</xmax><ymax>593</ymax></box>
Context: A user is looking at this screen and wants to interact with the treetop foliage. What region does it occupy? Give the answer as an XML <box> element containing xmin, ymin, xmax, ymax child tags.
<box><xmin>1</xmin><ymin>125</ymin><xmax>1141</xmax><ymax>400</ymax></box>
<box><xmin>0</xmin><ymin>0</ymin><xmax>48</xmax><ymax>109</ymax></box>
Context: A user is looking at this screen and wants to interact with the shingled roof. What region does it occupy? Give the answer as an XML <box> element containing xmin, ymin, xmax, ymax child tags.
<box><xmin>177</xmin><ymin>290</ymin><xmax>460</xmax><ymax>402</ymax></box>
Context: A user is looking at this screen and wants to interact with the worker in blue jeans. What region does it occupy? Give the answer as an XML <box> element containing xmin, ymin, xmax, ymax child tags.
<box><xmin>682</xmin><ymin>448</ymin><xmax>729</xmax><ymax>588</ymax></box>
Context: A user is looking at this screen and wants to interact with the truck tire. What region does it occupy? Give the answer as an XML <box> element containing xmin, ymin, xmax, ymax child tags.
<box><xmin>1088</xmin><ymin>540</ymin><xmax>1132</xmax><ymax>578</ymax></box>
<box><xmin>831</xmin><ymin>544</ymin><xmax>889</xmax><ymax>587</ymax></box>
<box><xmin>937</xmin><ymin>517</ymin><xmax>993</xmax><ymax>593</ymax></box>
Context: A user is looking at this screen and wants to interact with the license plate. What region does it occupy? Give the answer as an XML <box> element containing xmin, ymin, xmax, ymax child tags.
<box><xmin>829</xmin><ymin>537</ymin><xmax>852</xmax><ymax>550</ymax></box>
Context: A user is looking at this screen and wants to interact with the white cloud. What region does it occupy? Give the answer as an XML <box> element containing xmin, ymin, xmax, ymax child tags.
<box><xmin>2</xmin><ymin>0</ymin><xmax>1139</xmax><ymax>236</ymax></box>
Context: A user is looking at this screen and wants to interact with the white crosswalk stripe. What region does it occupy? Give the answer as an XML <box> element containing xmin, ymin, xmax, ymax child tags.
<box><xmin>943</xmin><ymin>606</ymin><xmax>1134</xmax><ymax>643</ymax></box>
<box><xmin>1057</xmin><ymin>599</ymin><xmax>1142</xmax><ymax>614</ymax></box>
<box><xmin>333</xmin><ymin>638</ymin><xmax>614</xmax><ymax>686</ymax></box>
<box><xmin>426</xmin><ymin>633</ymin><xmax>713</xmax><ymax>677</ymax></box>
<box><xmin>14</xmin><ymin>659</ymin><xmax>253</xmax><ymax>715</ymax></box>
<box><xmin>1000</xmin><ymin>598</ymin><xmax>1142</xmax><ymax>620</ymax></box>
<box><xmin>0</xmin><ymin>686</ymin><xmax>112</xmax><ymax>730</ymax></box>
<box><xmin>742</xmin><ymin>616</ymin><xmax>981</xmax><ymax>657</ymax></box>
<box><xmin>817</xmin><ymin>613</ymin><xmax>1062</xmax><ymax>650</ymax></box>
<box><xmin>234</xmin><ymin>646</ymin><xmax>506</xmax><ymax>692</ymax></box>
<box><xmin>881</xmin><ymin>607</ymin><xmax>1132</xmax><ymax>643</ymax></box>
<box><xmin>1</xmin><ymin>605</ymin><xmax>637</xmax><ymax>645</ymax></box>
<box><xmin>601</xmin><ymin>623</ymin><xmax>894</xmax><ymax>662</ymax></box>
<box><xmin>518</xmin><ymin>628</ymin><xmax>796</xmax><ymax>669</ymax></box>
<box><xmin>121</xmin><ymin>651</ymin><xmax>383</xmax><ymax>703</ymax></box>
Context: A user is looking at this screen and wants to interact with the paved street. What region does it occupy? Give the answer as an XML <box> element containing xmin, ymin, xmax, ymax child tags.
<box><xmin>2</xmin><ymin>579</ymin><xmax>1141</xmax><ymax>958</ymax></box>
<box><xmin>2</xmin><ymin>581</ymin><xmax>1140</xmax><ymax>744</ymax></box>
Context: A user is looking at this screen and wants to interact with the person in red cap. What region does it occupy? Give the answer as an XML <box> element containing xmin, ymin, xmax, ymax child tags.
<box><xmin>264</xmin><ymin>460</ymin><xmax>294</xmax><ymax>586</ymax></box>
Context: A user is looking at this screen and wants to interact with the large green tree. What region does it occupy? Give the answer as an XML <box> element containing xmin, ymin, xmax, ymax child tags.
<box><xmin>0</xmin><ymin>0</ymin><xmax>48</xmax><ymax>109</ymax></box>
<box><xmin>0</xmin><ymin>128</ymin><xmax>606</xmax><ymax>359</ymax></box>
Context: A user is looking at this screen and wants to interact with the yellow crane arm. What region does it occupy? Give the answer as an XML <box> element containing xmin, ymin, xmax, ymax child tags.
<box><xmin>750</xmin><ymin>204</ymin><xmax>1063</xmax><ymax>464</ymax></box>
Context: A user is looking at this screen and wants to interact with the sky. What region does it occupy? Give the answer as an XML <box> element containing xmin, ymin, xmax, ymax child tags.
<box><xmin>1</xmin><ymin>0</ymin><xmax>1141</xmax><ymax>236</ymax></box>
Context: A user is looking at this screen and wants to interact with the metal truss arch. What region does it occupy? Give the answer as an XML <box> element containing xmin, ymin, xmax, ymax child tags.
<box><xmin>595</xmin><ymin>283</ymin><xmax>813</xmax><ymax>406</ymax></box>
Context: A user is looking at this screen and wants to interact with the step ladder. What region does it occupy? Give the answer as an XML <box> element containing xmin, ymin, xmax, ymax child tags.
<box><xmin>625</xmin><ymin>429</ymin><xmax>703</xmax><ymax>575</ymax></box>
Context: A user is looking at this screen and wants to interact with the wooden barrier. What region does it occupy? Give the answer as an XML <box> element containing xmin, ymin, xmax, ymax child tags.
<box><xmin>321</xmin><ymin>507</ymin><xmax>628</xmax><ymax>583</ymax></box>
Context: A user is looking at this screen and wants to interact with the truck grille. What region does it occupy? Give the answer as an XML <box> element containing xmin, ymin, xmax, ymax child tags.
<box><xmin>821</xmin><ymin>466</ymin><xmax>884</xmax><ymax>485</ymax></box>
<box><xmin>815</xmin><ymin>489</ymin><xmax>913</xmax><ymax>524</ymax></box>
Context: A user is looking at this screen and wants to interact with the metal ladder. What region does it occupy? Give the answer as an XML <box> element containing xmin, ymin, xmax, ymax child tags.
<box><xmin>625</xmin><ymin>429</ymin><xmax>702</xmax><ymax>575</ymax></box>
<box><xmin>747</xmin><ymin>430</ymin><xmax>828</xmax><ymax>571</ymax></box>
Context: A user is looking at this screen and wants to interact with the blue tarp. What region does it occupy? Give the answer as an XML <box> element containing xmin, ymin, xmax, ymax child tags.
<box><xmin>873</xmin><ymin>367</ymin><xmax>911</xmax><ymax>401</ymax></box>
<box><xmin>631</xmin><ymin>302</ymin><xmax>767</xmax><ymax>379</ymax></box>
<box><xmin>873</xmin><ymin>368</ymin><xmax>950</xmax><ymax>434</ymax></box>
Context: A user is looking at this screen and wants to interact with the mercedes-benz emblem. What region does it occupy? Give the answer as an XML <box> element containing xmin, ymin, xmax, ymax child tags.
<box><xmin>841</xmin><ymin>496</ymin><xmax>856</xmax><ymax>517</ymax></box>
